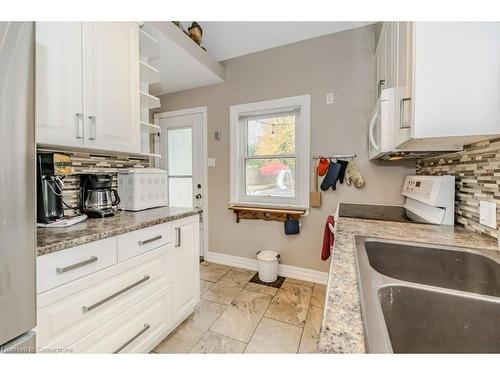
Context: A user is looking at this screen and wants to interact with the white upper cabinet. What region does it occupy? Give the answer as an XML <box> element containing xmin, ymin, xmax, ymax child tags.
<box><xmin>36</xmin><ymin>22</ymin><xmax>140</xmax><ymax>154</ymax></box>
<box><xmin>83</xmin><ymin>22</ymin><xmax>140</xmax><ymax>153</ymax></box>
<box><xmin>393</xmin><ymin>22</ymin><xmax>500</xmax><ymax>150</ymax></box>
<box><xmin>36</xmin><ymin>22</ymin><xmax>85</xmax><ymax>148</ymax></box>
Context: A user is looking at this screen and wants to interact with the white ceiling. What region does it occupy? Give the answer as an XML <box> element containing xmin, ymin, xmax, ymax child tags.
<box><xmin>180</xmin><ymin>21</ymin><xmax>376</xmax><ymax>62</ymax></box>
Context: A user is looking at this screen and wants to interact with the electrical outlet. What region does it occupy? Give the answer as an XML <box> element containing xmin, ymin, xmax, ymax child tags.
<box><xmin>207</xmin><ymin>158</ymin><xmax>216</xmax><ymax>167</ymax></box>
<box><xmin>326</xmin><ymin>93</ymin><xmax>334</xmax><ymax>105</ymax></box>
<box><xmin>479</xmin><ymin>201</ymin><xmax>497</xmax><ymax>229</ymax></box>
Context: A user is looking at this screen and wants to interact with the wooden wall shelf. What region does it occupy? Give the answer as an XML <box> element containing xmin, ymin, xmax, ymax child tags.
<box><xmin>229</xmin><ymin>206</ymin><xmax>306</xmax><ymax>223</ymax></box>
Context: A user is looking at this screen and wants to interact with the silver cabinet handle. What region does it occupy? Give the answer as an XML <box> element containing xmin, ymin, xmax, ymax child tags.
<box><xmin>56</xmin><ymin>256</ymin><xmax>98</xmax><ymax>274</ymax></box>
<box><xmin>400</xmin><ymin>97</ymin><xmax>412</xmax><ymax>129</ymax></box>
<box><xmin>138</xmin><ymin>235</ymin><xmax>162</xmax><ymax>246</ymax></box>
<box><xmin>113</xmin><ymin>323</ymin><xmax>150</xmax><ymax>354</ymax></box>
<box><xmin>377</xmin><ymin>79</ymin><xmax>385</xmax><ymax>98</ymax></box>
<box><xmin>76</xmin><ymin>113</ymin><xmax>84</xmax><ymax>139</ymax></box>
<box><xmin>175</xmin><ymin>227</ymin><xmax>181</xmax><ymax>248</ymax></box>
<box><xmin>82</xmin><ymin>275</ymin><xmax>150</xmax><ymax>313</ymax></box>
<box><xmin>88</xmin><ymin>115</ymin><xmax>96</xmax><ymax>140</ymax></box>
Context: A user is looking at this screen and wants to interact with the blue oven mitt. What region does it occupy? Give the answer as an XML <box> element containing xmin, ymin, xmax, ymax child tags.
<box><xmin>320</xmin><ymin>162</ymin><xmax>342</xmax><ymax>191</ymax></box>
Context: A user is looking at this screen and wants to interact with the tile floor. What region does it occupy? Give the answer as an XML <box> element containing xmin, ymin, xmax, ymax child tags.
<box><xmin>153</xmin><ymin>261</ymin><xmax>326</xmax><ymax>354</ymax></box>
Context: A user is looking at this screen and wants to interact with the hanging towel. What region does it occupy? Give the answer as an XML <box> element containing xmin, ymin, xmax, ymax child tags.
<box><xmin>320</xmin><ymin>162</ymin><xmax>342</xmax><ymax>191</ymax></box>
<box><xmin>322</xmin><ymin>215</ymin><xmax>335</xmax><ymax>261</ymax></box>
<box><xmin>345</xmin><ymin>160</ymin><xmax>365</xmax><ymax>188</ymax></box>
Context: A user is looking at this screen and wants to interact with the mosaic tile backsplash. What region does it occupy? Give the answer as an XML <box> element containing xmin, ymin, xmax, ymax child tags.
<box><xmin>38</xmin><ymin>148</ymin><xmax>150</xmax><ymax>217</ymax></box>
<box><xmin>416</xmin><ymin>137</ymin><xmax>500</xmax><ymax>239</ymax></box>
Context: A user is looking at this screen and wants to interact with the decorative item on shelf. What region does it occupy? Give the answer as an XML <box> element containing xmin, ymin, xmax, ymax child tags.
<box><xmin>229</xmin><ymin>205</ymin><xmax>306</xmax><ymax>223</ymax></box>
<box><xmin>188</xmin><ymin>22</ymin><xmax>203</xmax><ymax>45</ymax></box>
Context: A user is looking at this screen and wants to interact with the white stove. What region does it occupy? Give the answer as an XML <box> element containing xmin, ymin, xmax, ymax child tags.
<box><xmin>339</xmin><ymin>175</ymin><xmax>456</xmax><ymax>226</ymax></box>
<box><xmin>402</xmin><ymin>175</ymin><xmax>455</xmax><ymax>225</ymax></box>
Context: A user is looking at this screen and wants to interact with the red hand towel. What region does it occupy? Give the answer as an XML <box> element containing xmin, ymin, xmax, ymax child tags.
<box><xmin>321</xmin><ymin>215</ymin><xmax>335</xmax><ymax>261</ymax></box>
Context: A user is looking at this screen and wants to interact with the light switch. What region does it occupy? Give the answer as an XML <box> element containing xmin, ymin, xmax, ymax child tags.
<box><xmin>326</xmin><ymin>93</ymin><xmax>334</xmax><ymax>105</ymax></box>
<box><xmin>479</xmin><ymin>201</ymin><xmax>497</xmax><ymax>229</ymax></box>
<box><xmin>207</xmin><ymin>158</ymin><xmax>216</xmax><ymax>167</ymax></box>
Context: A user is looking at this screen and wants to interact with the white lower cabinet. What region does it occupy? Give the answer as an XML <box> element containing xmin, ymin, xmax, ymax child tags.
<box><xmin>171</xmin><ymin>216</ymin><xmax>200</xmax><ymax>324</ymax></box>
<box><xmin>36</xmin><ymin>216</ymin><xmax>200</xmax><ymax>353</ymax></box>
<box><xmin>69</xmin><ymin>285</ymin><xmax>171</xmax><ymax>353</ymax></box>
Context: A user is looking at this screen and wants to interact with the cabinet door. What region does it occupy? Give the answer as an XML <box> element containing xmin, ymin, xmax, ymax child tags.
<box><xmin>394</xmin><ymin>21</ymin><xmax>415</xmax><ymax>147</ymax></box>
<box><xmin>36</xmin><ymin>22</ymin><xmax>84</xmax><ymax>147</ymax></box>
<box><xmin>171</xmin><ymin>216</ymin><xmax>200</xmax><ymax>323</ymax></box>
<box><xmin>83</xmin><ymin>22</ymin><xmax>140</xmax><ymax>153</ymax></box>
<box><xmin>375</xmin><ymin>26</ymin><xmax>386</xmax><ymax>99</ymax></box>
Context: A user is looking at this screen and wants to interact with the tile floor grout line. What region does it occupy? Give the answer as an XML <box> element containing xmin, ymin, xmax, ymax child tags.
<box><xmin>206</xmin><ymin>328</ymin><xmax>247</xmax><ymax>344</ymax></box>
<box><xmin>246</xmin><ymin>278</ymin><xmax>306</xmax><ymax>353</ymax></box>
<box><xmin>242</xmin><ymin>293</ymin><xmax>273</xmax><ymax>353</ymax></box>
<box><xmin>207</xmin><ymin>268</ymin><xmax>269</xmax><ymax>351</ymax></box>
<box><xmin>297</xmin><ymin>303</ymin><xmax>313</xmax><ymax>354</ymax></box>
<box><xmin>188</xmin><ymin>297</ymin><xmax>231</xmax><ymax>354</ymax></box>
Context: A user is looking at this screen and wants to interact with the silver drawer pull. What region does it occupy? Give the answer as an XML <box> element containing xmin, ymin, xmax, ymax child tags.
<box><xmin>82</xmin><ymin>275</ymin><xmax>150</xmax><ymax>313</ymax></box>
<box><xmin>175</xmin><ymin>227</ymin><xmax>181</xmax><ymax>248</ymax></box>
<box><xmin>113</xmin><ymin>323</ymin><xmax>150</xmax><ymax>354</ymax></box>
<box><xmin>56</xmin><ymin>256</ymin><xmax>98</xmax><ymax>274</ymax></box>
<box><xmin>138</xmin><ymin>235</ymin><xmax>162</xmax><ymax>246</ymax></box>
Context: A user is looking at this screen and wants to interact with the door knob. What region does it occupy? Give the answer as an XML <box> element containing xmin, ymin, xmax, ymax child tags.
<box><xmin>195</xmin><ymin>194</ymin><xmax>202</xmax><ymax>199</ymax></box>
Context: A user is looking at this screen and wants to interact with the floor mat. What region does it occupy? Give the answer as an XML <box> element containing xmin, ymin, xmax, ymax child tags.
<box><xmin>248</xmin><ymin>273</ymin><xmax>285</xmax><ymax>288</ymax></box>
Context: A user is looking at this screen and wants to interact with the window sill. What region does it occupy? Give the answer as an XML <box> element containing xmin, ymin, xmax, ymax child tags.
<box><xmin>228</xmin><ymin>204</ymin><xmax>307</xmax><ymax>223</ymax></box>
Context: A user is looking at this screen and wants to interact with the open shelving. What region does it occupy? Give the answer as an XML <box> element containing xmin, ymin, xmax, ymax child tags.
<box><xmin>139</xmin><ymin>90</ymin><xmax>161</xmax><ymax>109</ymax></box>
<box><xmin>139</xmin><ymin>60</ymin><xmax>160</xmax><ymax>84</ymax></box>
<box><xmin>139</xmin><ymin>28</ymin><xmax>160</xmax><ymax>61</ymax></box>
<box><xmin>140</xmin><ymin>121</ymin><xmax>161</xmax><ymax>133</ymax></box>
<box><xmin>138</xmin><ymin>24</ymin><xmax>162</xmax><ymax>158</ymax></box>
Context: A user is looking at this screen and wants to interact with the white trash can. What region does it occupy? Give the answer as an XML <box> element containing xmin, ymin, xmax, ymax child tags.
<box><xmin>256</xmin><ymin>250</ymin><xmax>280</xmax><ymax>283</ymax></box>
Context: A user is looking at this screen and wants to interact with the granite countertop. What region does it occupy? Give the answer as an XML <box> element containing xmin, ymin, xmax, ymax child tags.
<box><xmin>317</xmin><ymin>211</ymin><xmax>499</xmax><ymax>353</ymax></box>
<box><xmin>37</xmin><ymin>207</ymin><xmax>202</xmax><ymax>256</ymax></box>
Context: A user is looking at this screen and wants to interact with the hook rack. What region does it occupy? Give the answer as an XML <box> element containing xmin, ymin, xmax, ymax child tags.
<box><xmin>312</xmin><ymin>154</ymin><xmax>357</xmax><ymax>160</ymax></box>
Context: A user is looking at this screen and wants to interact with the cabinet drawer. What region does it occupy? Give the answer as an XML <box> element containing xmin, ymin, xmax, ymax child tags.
<box><xmin>37</xmin><ymin>250</ymin><xmax>169</xmax><ymax>349</ymax></box>
<box><xmin>69</xmin><ymin>285</ymin><xmax>171</xmax><ymax>353</ymax></box>
<box><xmin>117</xmin><ymin>222</ymin><xmax>171</xmax><ymax>262</ymax></box>
<box><xmin>37</xmin><ymin>237</ymin><xmax>117</xmax><ymax>293</ymax></box>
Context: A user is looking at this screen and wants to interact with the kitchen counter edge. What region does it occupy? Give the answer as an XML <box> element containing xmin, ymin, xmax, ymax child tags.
<box><xmin>37</xmin><ymin>207</ymin><xmax>202</xmax><ymax>257</ymax></box>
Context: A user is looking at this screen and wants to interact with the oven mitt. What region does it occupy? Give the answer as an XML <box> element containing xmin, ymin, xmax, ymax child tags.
<box><xmin>317</xmin><ymin>158</ymin><xmax>330</xmax><ymax>176</ymax></box>
<box><xmin>320</xmin><ymin>162</ymin><xmax>342</xmax><ymax>191</ymax></box>
<box><xmin>344</xmin><ymin>160</ymin><xmax>365</xmax><ymax>188</ymax></box>
<box><xmin>337</xmin><ymin>159</ymin><xmax>348</xmax><ymax>184</ymax></box>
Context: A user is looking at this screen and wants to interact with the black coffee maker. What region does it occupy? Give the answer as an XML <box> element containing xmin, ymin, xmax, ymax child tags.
<box><xmin>37</xmin><ymin>153</ymin><xmax>71</xmax><ymax>224</ymax></box>
<box><xmin>80</xmin><ymin>174</ymin><xmax>120</xmax><ymax>218</ymax></box>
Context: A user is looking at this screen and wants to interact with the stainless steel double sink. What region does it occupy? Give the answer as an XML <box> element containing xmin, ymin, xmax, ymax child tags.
<box><xmin>354</xmin><ymin>237</ymin><xmax>500</xmax><ymax>353</ymax></box>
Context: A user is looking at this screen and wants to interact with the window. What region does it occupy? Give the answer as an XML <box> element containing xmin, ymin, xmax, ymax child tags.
<box><xmin>230</xmin><ymin>95</ymin><xmax>310</xmax><ymax>209</ymax></box>
<box><xmin>167</xmin><ymin>127</ymin><xmax>193</xmax><ymax>208</ymax></box>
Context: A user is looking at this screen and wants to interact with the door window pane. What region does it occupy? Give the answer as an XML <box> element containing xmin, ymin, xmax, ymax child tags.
<box><xmin>167</xmin><ymin>127</ymin><xmax>192</xmax><ymax>175</ymax></box>
<box><xmin>169</xmin><ymin>177</ymin><xmax>193</xmax><ymax>208</ymax></box>
<box><xmin>245</xmin><ymin>158</ymin><xmax>296</xmax><ymax>197</ymax></box>
<box><xmin>247</xmin><ymin>115</ymin><xmax>295</xmax><ymax>156</ymax></box>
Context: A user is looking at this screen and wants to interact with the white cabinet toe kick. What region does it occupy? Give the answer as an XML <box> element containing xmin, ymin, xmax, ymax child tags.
<box><xmin>35</xmin><ymin>215</ymin><xmax>200</xmax><ymax>354</ymax></box>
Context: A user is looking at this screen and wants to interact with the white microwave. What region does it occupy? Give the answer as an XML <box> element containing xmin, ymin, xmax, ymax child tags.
<box><xmin>368</xmin><ymin>88</ymin><xmax>395</xmax><ymax>160</ymax></box>
<box><xmin>368</xmin><ymin>88</ymin><xmax>438</xmax><ymax>161</ymax></box>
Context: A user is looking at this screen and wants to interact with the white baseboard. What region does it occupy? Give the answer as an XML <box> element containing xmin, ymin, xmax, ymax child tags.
<box><xmin>205</xmin><ymin>251</ymin><xmax>328</xmax><ymax>285</ymax></box>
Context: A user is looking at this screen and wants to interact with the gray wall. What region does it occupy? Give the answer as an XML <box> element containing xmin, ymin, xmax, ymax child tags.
<box><xmin>155</xmin><ymin>24</ymin><xmax>415</xmax><ymax>272</ymax></box>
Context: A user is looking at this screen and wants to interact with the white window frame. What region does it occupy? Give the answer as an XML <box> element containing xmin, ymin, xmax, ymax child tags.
<box><xmin>230</xmin><ymin>95</ymin><xmax>310</xmax><ymax>210</ymax></box>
